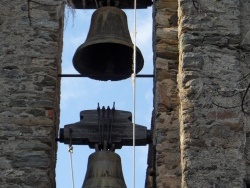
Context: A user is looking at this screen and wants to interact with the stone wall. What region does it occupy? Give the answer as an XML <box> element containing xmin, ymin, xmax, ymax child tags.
<box><xmin>148</xmin><ymin>0</ymin><xmax>250</xmax><ymax>187</ymax></box>
<box><xmin>0</xmin><ymin>0</ymin><xmax>64</xmax><ymax>187</ymax></box>
<box><xmin>146</xmin><ymin>0</ymin><xmax>181</xmax><ymax>187</ymax></box>
<box><xmin>178</xmin><ymin>0</ymin><xmax>249</xmax><ymax>187</ymax></box>
<box><xmin>1</xmin><ymin>0</ymin><xmax>250</xmax><ymax>188</ymax></box>
<box><xmin>241</xmin><ymin>0</ymin><xmax>250</xmax><ymax>184</ymax></box>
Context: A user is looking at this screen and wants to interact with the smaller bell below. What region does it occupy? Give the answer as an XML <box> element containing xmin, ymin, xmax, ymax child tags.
<box><xmin>82</xmin><ymin>151</ymin><xmax>127</xmax><ymax>188</ymax></box>
<box><xmin>73</xmin><ymin>6</ymin><xmax>144</xmax><ymax>81</ymax></box>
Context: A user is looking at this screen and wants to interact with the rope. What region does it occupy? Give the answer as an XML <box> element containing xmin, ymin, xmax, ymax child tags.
<box><xmin>132</xmin><ymin>0</ymin><xmax>137</xmax><ymax>187</ymax></box>
<box><xmin>68</xmin><ymin>146</ymin><xmax>75</xmax><ymax>188</ymax></box>
<box><xmin>68</xmin><ymin>129</ymin><xmax>75</xmax><ymax>188</ymax></box>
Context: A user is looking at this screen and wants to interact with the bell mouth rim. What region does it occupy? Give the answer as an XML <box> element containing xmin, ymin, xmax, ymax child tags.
<box><xmin>76</xmin><ymin>39</ymin><xmax>138</xmax><ymax>50</ymax></box>
<box><xmin>74</xmin><ymin>40</ymin><xmax>144</xmax><ymax>59</ymax></box>
<box><xmin>72</xmin><ymin>42</ymin><xmax>144</xmax><ymax>81</ymax></box>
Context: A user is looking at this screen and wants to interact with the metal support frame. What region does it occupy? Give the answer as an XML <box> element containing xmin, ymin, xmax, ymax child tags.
<box><xmin>58</xmin><ymin>74</ymin><xmax>154</xmax><ymax>78</ymax></box>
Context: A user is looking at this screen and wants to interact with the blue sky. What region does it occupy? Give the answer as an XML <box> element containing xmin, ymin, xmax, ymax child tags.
<box><xmin>56</xmin><ymin>6</ymin><xmax>153</xmax><ymax>188</ymax></box>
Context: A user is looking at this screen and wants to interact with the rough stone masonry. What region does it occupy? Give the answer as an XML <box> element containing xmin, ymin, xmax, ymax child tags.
<box><xmin>146</xmin><ymin>0</ymin><xmax>180</xmax><ymax>187</ymax></box>
<box><xmin>1</xmin><ymin>0</ymin><xmax>250</xmax><ymax>188</ymax></box>
<box><xmin>178</xmin><ymin>0</ymin><xmax>250</xmax><ymax>187</ymax></box>
<box><xmin>147</xmin><ymin>0</ymin><xmax>250</xmax><ymax>188</ymax></box>
<box><xmin>0</xmin><ymin>0</ymin><xmax>64</xmax><ymax>187</ymax></box>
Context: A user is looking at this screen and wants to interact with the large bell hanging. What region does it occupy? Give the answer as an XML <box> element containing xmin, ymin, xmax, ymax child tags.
<box><xmin>73</xmin><ymin>6</ymin><xmax>144</xmax><ymax>81</ymax></box>
<box><xmin>82</xmin><ymin>151</ymin><xmax>127</xmax><ymax>188</ymax></box>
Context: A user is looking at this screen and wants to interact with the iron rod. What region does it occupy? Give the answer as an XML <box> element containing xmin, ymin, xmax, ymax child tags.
<box><xmin>58</xmin><ymin>74</ymin><xmax>154</xmax><ymax>78</ymax></box>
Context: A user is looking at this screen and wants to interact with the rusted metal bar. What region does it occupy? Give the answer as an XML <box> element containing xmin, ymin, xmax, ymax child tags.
<box><xmin>58</xmin><ymin>74</ymin><xmax>154</xmax><ymax>78</ymax></box>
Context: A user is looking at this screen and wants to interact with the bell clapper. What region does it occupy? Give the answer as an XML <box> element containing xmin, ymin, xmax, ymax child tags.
<box><xmin>105</xmin><ymin>61</ymin><xmax>114</xmax><ymax>76</ymax></box>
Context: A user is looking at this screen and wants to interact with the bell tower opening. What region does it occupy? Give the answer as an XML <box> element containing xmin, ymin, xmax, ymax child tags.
<box><xmin>56</xmin><ymin>2</ymin><xmax>153</xmax><ymax>187</ymax></box>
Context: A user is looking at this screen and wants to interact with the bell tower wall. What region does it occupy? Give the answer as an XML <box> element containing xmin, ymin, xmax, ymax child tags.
<box><xmin>1</xmin><ymin>0</ymin><xmax>250</xmax><ymax>188</ymax></box>
<box><xmin>146</xmin><ymin>0</ymin><xmax>181</xmax><ymax>187</ymax></box>
<box><xmin>0</xmin><ymin>1</ymin><xmax>64</xmax><ymax>187</ymax></box>
<box><xmin>147</xmin><ymin>0</ymin><xmax>250</xmax><ymax>187</ymax></box>
<box><xmin>178</xmin><ymin>0</ymin><xmax>248</xmax><ymax>187</ymax></box>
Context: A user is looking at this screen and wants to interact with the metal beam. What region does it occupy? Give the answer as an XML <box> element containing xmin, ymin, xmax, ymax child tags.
<box><xmin>58</xmin><ymin>74</ymin><xmax>154</xmax><ymax>78</ymax></box>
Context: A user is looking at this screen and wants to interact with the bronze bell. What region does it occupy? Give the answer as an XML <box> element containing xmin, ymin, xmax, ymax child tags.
<box><xmin>73</xmin><ymin>6</ymin><xmax>144</xmax><ymax>81</ymax></box>
<box><xmin>82</xmin><ymin>151</ymin><xmax>127</xmax><ymax>188</ymax></box>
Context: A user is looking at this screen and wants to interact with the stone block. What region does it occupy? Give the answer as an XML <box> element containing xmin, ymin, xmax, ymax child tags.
<box><xmin>155</xmin><ymin>43</ymin><xmax>178</xmax><ymax>59</ymax></box>
<box><xmin>182</xmin><ymin>53</ymin><xmax>204</xmax><ymax>71</ymax></box>
<box><xmin>156</xmin><ymin>28</ymin><xmax>178</xmax><ymax>46</ymax></box>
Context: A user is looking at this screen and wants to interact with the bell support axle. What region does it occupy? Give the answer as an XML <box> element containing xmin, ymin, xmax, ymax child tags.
<box><xmin>58</xmin><ymin>73</ymin><xmax>154</xmax><ymax>78</ymax></box>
